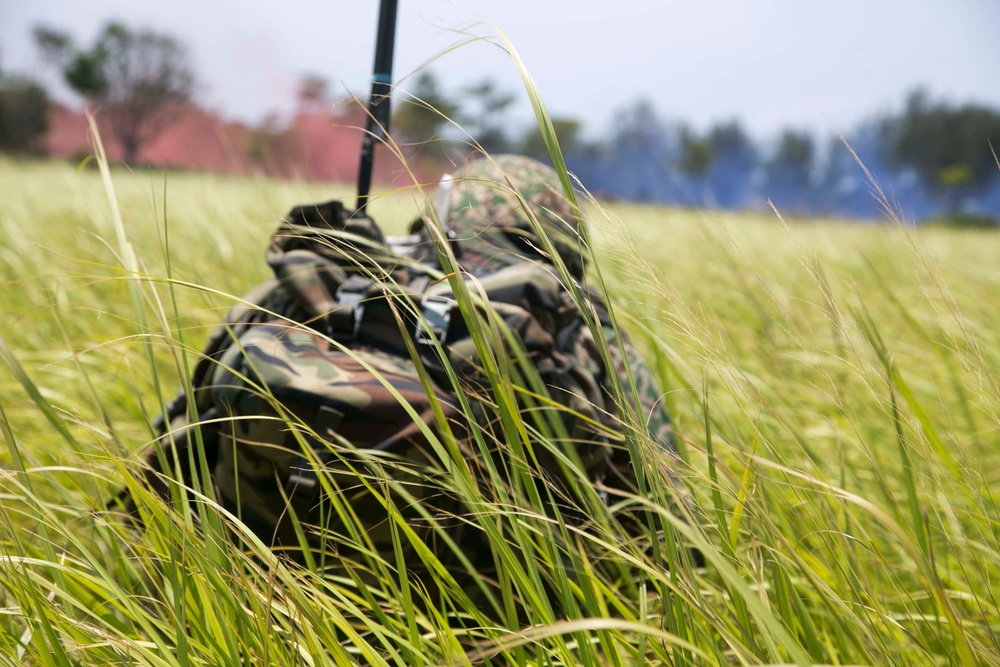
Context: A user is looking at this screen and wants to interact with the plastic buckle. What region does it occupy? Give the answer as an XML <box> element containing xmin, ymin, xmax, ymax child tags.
<box><xmin>416</xmin><ymin>295</ymin><xmax>454</xmax><ymax>345</ymax></box>
<box><xmin>284</xmin><ymin>405</ymin><xmax>343</xmax><ymax>505</ymax></box>
<box><xmin>333</xmin><ymin>280</ymin><xmax>367</xmax><ymax>340</ymax></box>
<box><xmin>285</xmin><ymin>457</ymin><xmax>320</xmax><ymax>498</ymax></box>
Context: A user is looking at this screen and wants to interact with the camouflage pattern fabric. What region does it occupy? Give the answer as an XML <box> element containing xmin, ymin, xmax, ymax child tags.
<box><xmin>127</xmin><ymin>153</ymin><xmax>683</xmax><ymax>598</ymax></box>
<box><xmin>407</xmin><ymin>154</ymin><xmax>684</xmax><ymax>537</ymax></box>
<box><xmin>410</xmin><ymin>154</ymin><xmax>675</xmax><ymax>450</ymax></box>
<box><xmin>210</xmin><ymin>323</ymin><xmax>467</xmax><ymax>558</ymax></box>
<box><xmin>407</xmin><ymin>154</ymin><xmax>589</xmax><ymax>279</ymax></box>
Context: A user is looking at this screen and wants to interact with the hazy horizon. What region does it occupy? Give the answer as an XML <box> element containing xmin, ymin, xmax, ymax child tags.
<box><xmin>2</xmin><ymin>0</ymin><xmax>999</xmax><ymax>140</ymax></box>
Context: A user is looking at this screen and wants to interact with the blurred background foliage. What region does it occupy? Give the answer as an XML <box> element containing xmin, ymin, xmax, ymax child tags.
<box><xmin>1</xmin><ymin>20</ymin><xmax>999</xmax><ymax>225</ymax></box>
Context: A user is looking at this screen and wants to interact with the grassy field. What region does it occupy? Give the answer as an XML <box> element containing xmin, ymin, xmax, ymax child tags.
<box><xmin>1</xmin><ymin>153</ymin><xmax>1000</xmax><ymax>666</ymax></box>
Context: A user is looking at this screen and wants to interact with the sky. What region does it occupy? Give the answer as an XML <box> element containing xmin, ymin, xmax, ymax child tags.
<box><xmin>1</xmin><ymin>0</ymin><xmax>999</xmax><ymax>140</ymax></box>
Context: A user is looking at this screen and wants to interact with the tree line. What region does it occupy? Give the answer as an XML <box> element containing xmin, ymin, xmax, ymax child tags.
<box><xmin>393</xmin><ymin>72</ymin><xmax>1000</xmax><ymax>223</ymax></box>
<box><xmin>2</xmin><ymin>20</ymin><xmax>999</xmax><ymax>223</ymax></box>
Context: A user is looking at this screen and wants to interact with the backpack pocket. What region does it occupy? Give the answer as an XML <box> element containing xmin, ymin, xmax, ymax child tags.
<box><xmin>209</xmin><ymin>322</ymin><xmax>464</xmax><ymax>551</ymax></box>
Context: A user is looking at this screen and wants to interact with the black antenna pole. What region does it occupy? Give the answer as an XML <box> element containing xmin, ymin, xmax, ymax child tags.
<box><xmin>356</xmin><ymin>0</ymin><xmax>399</xmax><ymax>213</ymax></box>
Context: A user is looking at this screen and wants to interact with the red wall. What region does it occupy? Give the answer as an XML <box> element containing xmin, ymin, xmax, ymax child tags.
<box><xmin>44</xmin><ymin>102</ymin><xmax>432</xmax><ymax>187</ymax></box>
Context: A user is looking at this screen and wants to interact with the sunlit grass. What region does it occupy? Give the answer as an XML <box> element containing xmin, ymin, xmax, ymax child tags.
<box><xmin>1</xmin><ymin>111</ymin><xmax>1000</xmax><ymax>667</ymax></box>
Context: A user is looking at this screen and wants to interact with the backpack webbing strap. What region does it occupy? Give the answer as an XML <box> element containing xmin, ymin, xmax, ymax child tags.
<box><xmin>327</xmin><ymin>276</ymin><xmax>370</xmax><ymax>341</ymax></box>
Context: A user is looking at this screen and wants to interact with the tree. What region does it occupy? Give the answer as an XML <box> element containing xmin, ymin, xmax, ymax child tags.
<box><xmin>707</xmin><ymin>120</ymin><xmax>756</xmax><ymax>160</ymax></box>
<box><xmin>883</xmin><ymin>89</ymin><xmax>1000</xmax><ymax>212</ymax></box>
<box><xmin>811</xmin><ymin>121</ymin><xmax>895</xmax><ymax>218</ymax></box>
<box><xmin>246</xmin><ymin>112</ymin><xmax>299</xmax><ymax>177</ymax></box>
<box><xmin>608</xmin><ymin>98</ymin><xmax>679</xmax><ymax>202</ymax></box>
<box><xmin>459</xmin><ymin>78</ymin><xmax>516</xmax><ymax>154</ymax></box>
<box><xmin>705</xmin><ymin>120</ymin><xmax>758</xmax><ymax>209</ymax></box>
<box><xmin>296</xmin><ymin>74</ymin><xmax>330</xmax><ymax>115</ymax></box>
<box><xmin>34</xmin><ymin>21</ymin><xmax>195</xmax><ymax>164</ymax></box>
<box><xmin>675</xmin><ymin>125</ymin><xmax>715</xmax><ymax>179</ymax></box>
<box><xmin>518</xmin><ymin>117</ymin><xmax>582</xmax><ymax>161</ymax></box>
<box><xmin>763</xmin><ymin>129</ymin><xmax>815</xmax><ymax>211</ymax></box>
<box><xmin>672</xmin><ymin>125</ymin><xmax>716</xmax><ymax>206</ymax></box>
<box><xmin>392</xmin><ymin>70</ymin><xmax>459</xmax><ymax>141</ymax></box>
<box><xmin>391</xmin><ymin>70</ymin><xmax>461</xmax><ymax>163</ymax></box>
<box><xmin>0</xmin><ymin>65</ymin><xmax>50</xmax><ymax>154</ymax></box>
<box><xmin>773</xmin><ymin>130</ymin><xmax>814</xmax><ymax>172</ymax></box>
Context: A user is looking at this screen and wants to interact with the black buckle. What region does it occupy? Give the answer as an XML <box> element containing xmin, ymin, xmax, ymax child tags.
<box><xmin>284</xmin><ymin>406</ymin><xmax>343</xmax><ymax>507</ymax></box>
<box><xmin>286</xmin><ymin>458</ymin><xmax>320</xmax><ymax>497</ymax></box>
<box><xmin>415</xmin><ymin>295</ymin><xmax>454</xmax><ymax>344</ymax></box>
<box><xmin>331</xmin><ymin>279</ymin><xmax>367</xmax><ymax>340</ymax></box>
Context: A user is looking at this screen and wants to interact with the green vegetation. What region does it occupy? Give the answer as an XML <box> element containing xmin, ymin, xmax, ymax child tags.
<box><xmin>1</xmin><ymin>140</ymin><xmax>1000</xmax><ymax>666</ymax></box>
<box><xmin>0</xmin><ymin>75</ymin><xmax>48</xmax><ymax>155</ymax></box>
<box><xmin>34</xmin><ymin>21</ymin><xmax>196</xmax><ymax>164</ymax></box>
<box><xmin>882</xmin><ymin>89</ymin><xmax>1000</xmax><ymax>212</ymax></box>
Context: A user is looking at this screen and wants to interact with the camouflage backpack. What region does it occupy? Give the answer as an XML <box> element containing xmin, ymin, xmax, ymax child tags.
<box><xmin>141</xmin><ymin>189</ymin><xmax>618</xmax><ymax>571</ymax></box>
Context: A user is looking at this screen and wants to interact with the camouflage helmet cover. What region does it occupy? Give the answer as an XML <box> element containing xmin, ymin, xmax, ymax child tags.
<box><xmin>414</xmin><ymin>154</ymin><xmax>588</xmax><ymax>278</ymax></box>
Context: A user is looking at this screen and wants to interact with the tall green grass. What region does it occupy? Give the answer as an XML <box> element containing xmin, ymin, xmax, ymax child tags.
<box><xmin>1</xmin><ymin>101</ymin><xmax>1000</xmax><ymax>664</ymax></box>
